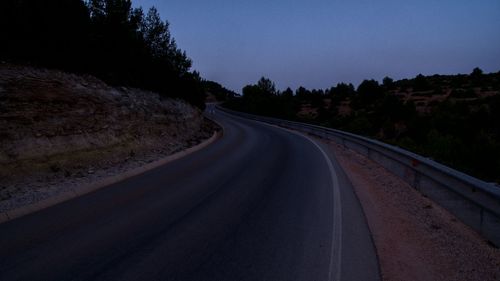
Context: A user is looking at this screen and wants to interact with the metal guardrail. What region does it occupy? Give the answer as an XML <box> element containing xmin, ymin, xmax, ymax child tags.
<box><xmin>217</xmin><ymin>105</ymin><xmax>500</xmax><ymax>246</ymax></box>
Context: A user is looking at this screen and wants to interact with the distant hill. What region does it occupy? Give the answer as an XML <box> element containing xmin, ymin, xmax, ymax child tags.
<box><xmin>223</xmin><ymin>69</ymin><xmax>500</xmax><ymax>183</ymax></box>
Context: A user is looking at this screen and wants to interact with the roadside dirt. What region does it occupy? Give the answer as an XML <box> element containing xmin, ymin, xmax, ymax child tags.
<box><xmin>326</xmin><ymin>140</ymin><xmax>500</xmax><ymax>281</ymax></box>
<box><xmin>0</xmin><ymin>64</ymin><xmax>219</xmax><ymax>212</ymax></box>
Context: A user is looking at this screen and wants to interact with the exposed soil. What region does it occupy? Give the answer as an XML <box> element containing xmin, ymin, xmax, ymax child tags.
<box><xmin>326</xmin><ymin>140</ymin><xmax>500</xmax><ymax>281</ymax></box>
<box><xmin>0</xmin><ymin>64</ymin><xmax>219</xmax><ymax>212</ymax></box>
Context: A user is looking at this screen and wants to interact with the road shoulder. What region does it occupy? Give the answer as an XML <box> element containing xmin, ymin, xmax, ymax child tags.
<box><xmin>325</xmin><ymin>139</ymin><xmax>500</xmax><ymax>281</ymax></box>
<box><xmin>0</xmin><ymin>129</ymin><xmax>222</xmax><ymax>224</ymax></box>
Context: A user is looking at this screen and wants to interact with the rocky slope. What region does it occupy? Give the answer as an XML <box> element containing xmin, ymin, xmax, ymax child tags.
<box><xmin>0</xmin><ymin>64</ymin><xmax>217</xmax><ymax>209</ymax></box>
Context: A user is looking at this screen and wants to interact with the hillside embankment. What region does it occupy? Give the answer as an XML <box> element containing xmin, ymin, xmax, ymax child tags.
<box><xmin>0</xmin><ymin>64</ymin><xmax>218</xmax><ymax>212</ymax></box>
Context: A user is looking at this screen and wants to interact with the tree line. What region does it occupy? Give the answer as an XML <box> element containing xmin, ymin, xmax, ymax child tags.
<box><xmin>0</xmin><ymin>0</ymin><xmax>205</xmax><ymax>108</ymax></box>
<box><xmin>224</xmin><ymin>71</ymin><xmax>500</xmax><ymax>183</ymax></box>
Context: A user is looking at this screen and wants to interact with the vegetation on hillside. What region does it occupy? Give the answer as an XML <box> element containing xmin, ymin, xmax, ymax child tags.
<box><xmin>224</xmin><ymin>70</ymin><xmax>500</xmax><ymax>183</ymax></box>
<box><xmin>201</xmin><ymin>80</ymin><xmax>236</xmax><ymax>102</ymax></box>
<box><xmin>0</xmin><ymin>0</ymin><xmax>206</xmax><ymax>108</ymax></box>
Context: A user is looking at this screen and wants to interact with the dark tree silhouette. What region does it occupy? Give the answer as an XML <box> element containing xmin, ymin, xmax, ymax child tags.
<box><xmin>281</xmin><ymin>87</ymin><xmax>294</xmax><ymax>98</ymax></box>
<box><xmin>201</xmin><ymin>80</ymin><xmax>236</xmax><ymax>101</ymax></box>
<box><xmin>328</xmin><ymin>83</ymin><xmax>355</xmax><ymax>101</ymax></box>
<box><xmin>413</xmin><ymin>74</ymin><xmax>431</xmax><ymax>91</ymax></box>
<box><xmin>0</xmin><ymin>0</ymin><xmax>205</xmax><ymax>108</ymax></box>
<box><xmin>256</xmin><ymin>77</ymin><xmax>277</xmax><ymax>96</ymax></box>
<box><xmin>471</xmin><ymin>67</ymin><xmax>483</xmax><ymax>77</ymax></box>
<box><xmin>295</xmin><ymin>86</ymin><xmax>311</xmax><ymax>100</ymax></box>
<box><xmin>354</xmin><ymin>79</ymin><xmax>383</xmax><ymax>108</ymax></box>
<box><xmin>382</xmin><ymin>76</ymin><xmax>394</xmax><ymax>89</ymax></box>
<box><xmin>0</xmin><ymin>0</ymin><xmax>90</xmax><ymax>69</ymax></box>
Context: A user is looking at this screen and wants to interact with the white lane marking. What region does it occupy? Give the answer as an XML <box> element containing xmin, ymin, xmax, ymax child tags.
<box><xmin>307</xmin><ymin>138</ymin><xmax>343</xmax><ymax>281</ymax></box>
<box><xmin>248</xmin><ymin>118</ymin><xmax>343</xmax><ymax>281</ymax></box>
<box><xmin>293</xmin><ymin>133</ymin><xmax>343</xmax><ymax>281</ymax></box>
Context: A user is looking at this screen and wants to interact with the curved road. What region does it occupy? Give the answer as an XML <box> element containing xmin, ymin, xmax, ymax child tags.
<box><xmin>0</xmin><ymin>105</ymin><xmax>379</xmax><ymax>281</ymax></box>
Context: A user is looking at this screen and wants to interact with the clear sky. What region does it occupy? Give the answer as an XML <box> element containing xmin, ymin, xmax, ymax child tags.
<box><xmin>134</xmin><ymin>0</ymin><xmax>500</xmax><ymax>92</ymax></box>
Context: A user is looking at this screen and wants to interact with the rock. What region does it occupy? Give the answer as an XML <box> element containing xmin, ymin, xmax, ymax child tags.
<box><xmin>0</xmin><ymin>63</ymin><xmax>218</xmax><ymax>213</ymax></box>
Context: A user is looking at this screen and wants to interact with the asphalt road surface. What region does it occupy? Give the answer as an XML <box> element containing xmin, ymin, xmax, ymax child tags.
<box><xmin>0</xmin><ymin>105</ymin><xmax>380</xmax><ymax>281</ymax></box>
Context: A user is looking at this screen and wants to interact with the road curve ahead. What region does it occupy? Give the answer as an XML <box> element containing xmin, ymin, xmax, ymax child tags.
<box><xmin>0</xmin><ymin>105</ymin><xmax>379</xmax><ymax>281</ymax></box>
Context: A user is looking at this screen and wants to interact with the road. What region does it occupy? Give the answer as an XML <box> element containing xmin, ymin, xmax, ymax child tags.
<box><xmin>0</xmin><ymin>105</ymin><xmax>380</xmax><ymax>281</ymax></box>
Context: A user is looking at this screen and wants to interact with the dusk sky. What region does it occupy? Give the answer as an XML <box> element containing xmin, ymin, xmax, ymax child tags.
<box><xmin>134</xmin><ymin>0</ymin><xmax>500</xmax><ymax>92</ymax></box>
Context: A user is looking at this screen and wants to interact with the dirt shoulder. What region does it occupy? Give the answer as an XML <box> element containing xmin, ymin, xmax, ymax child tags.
<box><xmin>324</xmin><ymin>140</ymin><xmax>500</xmax><ymax>281</ymax></box>
<box><xmin>0</xmin><ymin>64</ymin><xmax>220</xmax><ymax>213</ymax></box>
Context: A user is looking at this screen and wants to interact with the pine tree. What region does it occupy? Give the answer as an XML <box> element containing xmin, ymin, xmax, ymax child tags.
<box><xmin>142</xmin><ymin>7</ymin><xmax>171</xmax><ymax>58</ymax></box>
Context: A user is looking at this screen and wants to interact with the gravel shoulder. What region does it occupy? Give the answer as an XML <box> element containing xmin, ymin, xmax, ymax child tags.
<box><xmin>0</xmin><ymin>119</ymin><xmax>218</xmax><ymax>214</ymax></box>
<box><xmin>325</xmin><ymin>140</ymin><xmax>500</xmax><ymax>281</ymax></box>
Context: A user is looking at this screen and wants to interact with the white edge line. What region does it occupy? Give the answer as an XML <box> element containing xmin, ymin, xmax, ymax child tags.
<box><xmin>240</xmin><ymin>116</ymin><xmax>343</xmax><ymax>281</ymax></box>
<box><xmin>308</xmin><ymin>137</ymin><xmax>343</xmax><ymax>281</ymax></box>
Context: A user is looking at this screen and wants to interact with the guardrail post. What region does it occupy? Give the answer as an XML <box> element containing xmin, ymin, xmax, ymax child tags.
<box><xmin>413</xmin><ymin>171</ymin><xmax>421</xmax><ymax>190</ymax></box>
<box><xmin>480</xmin><ymin>208</ymin><xmax>484</xmax><ymax>234</ymax></box>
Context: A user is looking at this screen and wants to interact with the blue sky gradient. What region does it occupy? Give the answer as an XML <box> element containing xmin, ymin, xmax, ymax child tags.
<box><xmin>134</xmin><ymin>0</ymin><xmax>500</xmax><ymax>92</ymax></box>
